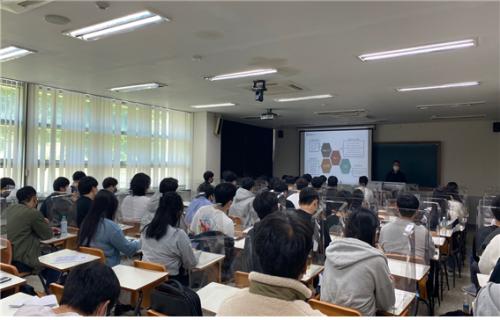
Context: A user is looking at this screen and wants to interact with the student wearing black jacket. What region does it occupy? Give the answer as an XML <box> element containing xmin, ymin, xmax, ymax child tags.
<box><xmin>385</xmin><ymin>160</ymin><xmax>407</xmax><ymax>183</ymax></box>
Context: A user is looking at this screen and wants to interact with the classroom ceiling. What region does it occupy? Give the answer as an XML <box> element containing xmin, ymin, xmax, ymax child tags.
<box><xmin>1</xmin><ymin>1</ymin><xmax>499</xmax><ymax>128</ymax></box>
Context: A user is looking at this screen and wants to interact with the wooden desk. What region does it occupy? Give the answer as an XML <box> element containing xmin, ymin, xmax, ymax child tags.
<box><xmin>0</xmin><ymin>271</ymin><xmax>26</xmax><ymax>293</ymax></box>
<box><xmin>193</xmin><ymin>251</ymin><xmax>225</xmax><ymax>283</ymax></box>
<box><xmin>112</xmin><ymin>264</ymin><xmax>168</xmax><ymax>315</ymax></box>
<box><xmin>477</xmin><ymin>273</ymin><xmax>489</xmax><ymax>288</ymax></box>
<box><xmin>301</xmin><ymin>264</ymin><xmax>324</xmax><ymax>286</ymax></box>
<box><xmin>41</xmin><ymin>233</ymin><xmax>77</xmax><ymax>248</ymax></box>
<box><xmin>0</xmin><ymin>292</ymin><xmax>33</xmax><ymax>316</ymax></box>
<box><xmin>117</xmin><ymin>223</ymin><xmax>134</xmax><ymax>232</ymax></box>
<box><xmin>383</xmin><ymin>289</ymin><xmax>416</xmax><ymax>316</ymax></box>
<box><xmin>196</xmin><ymin>282</ymin><xmax>241</xmax><ymax>315</ymax></box>
<box><xmin>39</xmin><ymin>249</ymin><xmax>100</xmax><ymax>272</ymax></box>
<box><xmin>432</xmin><ymin>236</ymin><xmax>446</xmax><ymax>247</ymax></box>
<box><xmin>387</xmin><ymin>258</ymin><xmax>430</xmax><ymax>281</ymax></box>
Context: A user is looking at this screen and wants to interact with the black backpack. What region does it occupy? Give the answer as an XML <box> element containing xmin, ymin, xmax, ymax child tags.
<box><xmin>150</xmin><ymin>279</ymin><xmax>203</xmax><ymax>316</ymax></box>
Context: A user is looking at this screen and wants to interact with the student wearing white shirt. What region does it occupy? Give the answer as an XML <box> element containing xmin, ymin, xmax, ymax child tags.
<box><xmin>479</xmin><ymin>234</ymin><xmax>500</xmax><ymax>275</ymax></box>
<box><xmin>190</xmin><ymin>183</ymin><xmax>237</xmax><ymax>237</ymax></box>
<box><xmin>120</xmin><ymin>172</ymin><xmax>151</xmax><ymax>223</ymax></box>
<box><xmin>287</xmin><ymin>178</ymin><xmax>309</xmax><ymax>209</ymax></box>
<box><xmin>356</xmin><ymin>176</ymin><xmax>375</xmax><ymax>207</ymax></box>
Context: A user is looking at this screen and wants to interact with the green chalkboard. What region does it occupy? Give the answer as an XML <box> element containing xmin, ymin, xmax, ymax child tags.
<box><xmin>372</xmin><ymin>142</ymin><xmax>440</xmax><ymax>188</ymax></box>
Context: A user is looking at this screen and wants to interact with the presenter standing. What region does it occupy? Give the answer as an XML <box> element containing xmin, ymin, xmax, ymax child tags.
<box><xmin>385</xmin><ymin>160</ymin><xmax>407</xmax><ymax>183</ymax></box>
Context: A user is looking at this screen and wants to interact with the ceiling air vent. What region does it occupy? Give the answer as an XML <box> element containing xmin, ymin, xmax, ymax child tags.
<box><xmin>1</xmin><ymin>1</ymin><xmax>53</xmax><ymax>14</ymax></box>
<box><xmin>315</xmin><ymin>109</ymin><xmax>368</xmax><ymax>118</ymax></box>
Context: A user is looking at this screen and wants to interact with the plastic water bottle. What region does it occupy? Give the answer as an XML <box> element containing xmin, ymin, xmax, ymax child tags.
<box><xmin>61</xmin><ymin>215</ymin><xmax>68</xmax><ymax>236</ymax></box>
<box><xmin>462</xmin><ymin>291</ymin><xmax>470</xmax><ymax>314</ymax></box>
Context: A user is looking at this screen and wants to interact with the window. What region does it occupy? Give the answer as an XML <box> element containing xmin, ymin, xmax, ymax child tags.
<box><xmin>0</xmin><ymin>78</ymin><xmax>25</xmax><ymax>186</ymax></box>
<box><xmin>25</xmin><ymin>84</ymin><xmax>192</xmax><ymax>193</ymax></box>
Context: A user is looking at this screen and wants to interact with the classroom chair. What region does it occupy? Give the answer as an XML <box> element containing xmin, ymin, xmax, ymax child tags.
<box><xmin>49</xmin><ymin>283</ymin><xmax>64</xmax><ymax>303</ymax></box>
<box><xmin>234</xmin><ymin>271</ymin><xmax>250</xmax><ymax>288</ymax></box>
<box><xmin>78</xmin><ymin>246</ymin><xmax>106</xmax><ymax>263</ymax></box>
<box><xmin>308</xmin><ymin>299</ymin><xmax>362</xmax><ymax>316</ymax></box>
<box><xmin>1</xmin><ymin>237</ymin><xmax>12</xmax><ymax>264</ymax></box>
<box><xmin>0</xmin><ymin>262</ymin><xmax>22</xmax><ymax>295</ymax></box>
<box><xmin>131</xmin><ymin>260</ymin><xmax>168</xmax><ymax>309</ymax></box>
<box><xmin>147</xmin><ymin>309</ymin><xmax>167</xmax><ymax>316</ymax></box>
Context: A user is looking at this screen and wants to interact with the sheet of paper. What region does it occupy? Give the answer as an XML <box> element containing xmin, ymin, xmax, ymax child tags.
<box><xmin>53</xmin><ymin>254</ymin><xmax>89</xmax><ymax>264</ymax></box>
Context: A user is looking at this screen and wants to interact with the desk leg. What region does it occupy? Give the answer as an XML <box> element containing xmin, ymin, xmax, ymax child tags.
<box><xmin>217</xmin><ymin>261</ymin><xmax>222</xmax><ymax>283</ymax></box>
<box><xmin>134</xmin><ymin>291</ymin><xmax>143</xmax><ymax>316</ymax></box>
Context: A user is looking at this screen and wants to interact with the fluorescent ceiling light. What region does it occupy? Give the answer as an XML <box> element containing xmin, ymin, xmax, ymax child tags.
<box><xmin>0</xmin><ymin>46</ymin><xmax>35</xmax><ymax>62</ymax></box>
<box><xmin>275</xmin><ymin>94</ymin><xmax>333</xmax><ymax>102</ymax></box>
<box><xmin>430</xmin><ymin>114</ymin><xmax>486</xmax><ymax>120</ymax></box>
<box><xmin>206</xmin><ymin>69</ymin><xmax>277</xmax><ymax>81</ymax></box>
<box><xmin>191</xmin><ymin>103</ymin><xmax>235</xmax><ymax>109</ymax></box>
<box><xmin>417</xmin><ymin>101</ymin><xmax>486</xmax><ymax>110</ymax></box>
<box><xmin>109</xmin><ymin>82</ymin><xmax>164</xmax><ymax>92</ymax></box>
<box><xmin>64</xmin><ymin>10</ymin><xmax>169</xmax><ymax>41</ymax></box>
<box><xmin>359</xmin><ymin>39</ymin><xmax>476</xmax><ymax>61</ymax></box>
<box><xmin>397</xmin><ymin>81</ymin><xmax>479</xmax><ymax>92</ymax></box>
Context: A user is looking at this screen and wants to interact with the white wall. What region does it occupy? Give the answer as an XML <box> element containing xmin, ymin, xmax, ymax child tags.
<box><xmin>273</xmin><ymin>120</ymin><xmax>500</xmax><ymax>196</ymax></box>
<box><xmin>191</xmin><ymin>112</ymin><xmax>221</xmax><ymax>187</ymax></box>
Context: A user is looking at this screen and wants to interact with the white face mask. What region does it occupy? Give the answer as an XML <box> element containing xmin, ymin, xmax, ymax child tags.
<box><xmin>393</xmin><ymin>166</ymin><xmax>400</xmax><ymax>172</ymax></box>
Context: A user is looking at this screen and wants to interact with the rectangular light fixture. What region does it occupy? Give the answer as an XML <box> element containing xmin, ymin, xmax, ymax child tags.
<box><xmin>397</xmin><ymin>81</ymin><xmax>479</xmax><ymax>92</ymax></box>
<box><xmin>109</xmin><ymin>82</ymin><xmax>165</xmax><ymax>92</ymax></box>
<box><xmin>275</xmin><ymin>94</ymin><xmax>333</xmax><ymax>102</ymax></box>
<box><xmin>64</xmin><ymin>10</ymin><xmax>169</xmax><ymax>41</ymax></box>
<box><xmin>416</xmin><ymin>101</ymin><xmax>486</xmax><ymax>110</ymax></box>
<box><xmin>0</xmin><ymin>46</ymin><xmax>35</xmax><ymax>62</ymax></box>
<box><xmin>358</xmin><ymin>39</ymin><xmax>476</xmax><ymax>61</ymax></box>
<box><xmin>430</xmin><ymin>114</ymin><xmax>486</xmax><ymax>120</ymax></box>
<box><xmin>206</xmin><ymin>68</ymin><xmax>277</xmax><ymax>81</ymax></box>
<box><xmin>191</xmin><ymin>103</ymin><xmax>235</xmax><ymax>109</ymax></box>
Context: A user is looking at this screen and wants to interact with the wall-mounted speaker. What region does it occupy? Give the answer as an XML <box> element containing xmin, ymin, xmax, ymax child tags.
<box><xmin>214</xmin><ymin>116</ymin><xmax>223</xmax><ymax>136</ymax></box>
<box><xmin>493</xmin><ymin>122</ymin><xmax>500</xmax><ymax>132</ymax></box>
<box><xmin>278</xmin><ymin>130</ymin><xmax>284</xmax><ymax>138</ymax></box>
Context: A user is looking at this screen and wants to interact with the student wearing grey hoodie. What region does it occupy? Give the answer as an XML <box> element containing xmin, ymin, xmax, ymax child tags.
<box><xmin>228</xmin><ymin>177</ymin><xmax>259</xmax><ymax>228</ymax></box>
<box><xmin>321</xmin><ymin>208</ymin><xmax>395</xmax><ymax>316</ymax></box>
<box><xmin>474</xmin><ymin>283</ymin><xmax>500</xmax><ymax>316</ymax></box>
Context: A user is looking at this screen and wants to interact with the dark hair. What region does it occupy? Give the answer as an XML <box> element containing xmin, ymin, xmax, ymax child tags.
<box><xmin>253</xmin><ymin>191</ymin><xmax>279</xmax><ymax>220</ymax></box>
<box><xmin>203</xmin><ymin>171</ymin><xmax>214</xmax><ymax>182</ymax></box>
<box><xmin>197</xmin><ymin>183</ymin><xmax>215</xmax><ymax>198</ymax></box>
<box><xmin>159</xmin><ymin>177</ymin><xmax>178</xmax><ymax>193</ymax></box>
<box><xmin>285</xmin><ymin>176</ymin><xmax>297</xmax><ymax>185</ymax></box>
<box><xmin>72</xmin><ymin>171</ymin><xmax>86</xmax><ymax>181</ymax></box>
<box><xmin>273</xmin><ymin>180</ymin><xmax>288</xmax><ymax>193</ymax></box>
<box><xmin>336</xmin><ymin>190</ymin><xmax>353</xmax><ymax>205</ymax></box>
<box><xmin>102</xmin><ymin>177</ymin><xmax>118</xmax><ymax>189</ymax></box>
<box><xmin>16</xmin><ymin>186</ymin><xmax>36</xmax><ymax>203</ymax></box>
<box><xmin>214</xmin><ymin>183</ymin><xmax>237</xmax><ymax>206</ymax></box>
<box><xmin>78</xmin><ymin>190</ymin><xmax>118</xmax><ymax>247</ymax></box>
<box><xmin>327</xmin><ymin>176</ymin><xmax>338</xmax><ymax>187</ymax></box>
<box><xmin>145</xmin><ymin>192</ymin><xmax>184</xmax><ymax>240</ymax></box>
<box><xmin>129</xmin><ymin>173</ymin><xmax>151</xmax><ymax>196</ymax></box>
<box><xmin>359</xmin><ymin>176</ymin><xmax>369</xmax><ymax>186</ymax></box>
<box><xmin>53</xmin><ymin>177</ymin><xmax>70</xmax><ymax>192</ymax></box>
<box><xmin>254</xmin><ymin>212</ymin><xmax>313</xmax><ymax>279</ymax></box>
<box><xmin>492</xmin><ymin>195</ymin><xmax>500</xmax><ymax>221</ymax></box>
<box><xmin>240</xmin><ymin>177</ymin><xmax>255</xmax><ymax>191</ymax></box>
<box><xmin>311</xmin><ymin>177</ymin><xmax>323</xmax><ymax>189</ymax></box>
<box><xmin>397</xmin><ymin>192</ymin><xmax>420</xmax><ymax>217</ymax></box>
<box><xmin>268</xmin><ymin>177</ymin><xmax>281</xmax><ymax>191</ymax></box>
<box><xmin>446</xmin><ymin>182</ymin><xmax>458</xmax><ymax>192</ymax></box>
<box><xmin>222</xmin><ymin>170</ymin><xmax>237</xmax><ymax>183</ymax></box>
<box><xmin>301</xmin><ymin>174</ymin><xmax>312</xmax><ymax>183</ymax></box>
<box><xmin>78</xmin><ymin>176</ymin><xmax>98</xmax><ymax>195</ymax></box>
<box><xmin>1</xmin><ymin>177</ymin><xmax>15</xmax><ymax>190</ymax></box>
<box><xmin>351</xmin><ymin>189</ymin><xmax>364</xmax><ymax>210</ymax></box>
<box><xmin>299</xmin><ymin>187</ymin><xmax>319</xmax><ymax>205</ymax></box>
<box><xmin>345</xmin><ymin>208</ymin><xmax>380</xmax><ymax>246</ymax></box>
<box><xmin>393</xmin><ymin>160</ymin><xmax>401</xmax><ymax>165</ymax></box>
<box><xmin>319</xmin><ymin>175</ymin><xmax>327</xmax><ymax>184</ymax></box>
<box><xmin>61</xmin><ymin>261</ymin><xmax>120</xmax><ymax>316</ymax></box>
<box><xmin>295</xmin><ymin>178</ymin><xmax>309</xmax><ymax>190</ymax></box>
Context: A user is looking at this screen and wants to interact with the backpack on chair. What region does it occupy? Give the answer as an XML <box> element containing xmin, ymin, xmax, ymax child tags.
<box><xmin>150</xmin><ymin>279</ymin><xmax>203</xmax><ymax>316</ymax></box>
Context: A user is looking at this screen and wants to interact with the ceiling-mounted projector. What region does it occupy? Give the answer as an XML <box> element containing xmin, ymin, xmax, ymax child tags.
<box><xmin>260</xmin><ymin>109</ymin><xmax>278</xmax><ymax>120</ymax></box>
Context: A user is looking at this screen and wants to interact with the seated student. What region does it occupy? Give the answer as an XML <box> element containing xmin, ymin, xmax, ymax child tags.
<box><xmin>321</xmin><ymin>208</ymin><xmax>395</xmax><ymax>316</ymax></box>
<box><xmin>350</xmin><ymin>189</ymin><xmax>365</xmax><ymax>213</ymax></box>
<box><xmin>120</xmin><ymin>172</ymin><xmax>151</xmax><ymax>223</ymax></box>
<box><xmin>141</xmin><ymin>192</ymin><xmax>198</xmax><ymax>285</ymax></box>
<box><xmin>325</xmin><ymin>176</ymin><xmax>338</xmax><ymax>201</ymax></box>
<box><xmin>1</xmin><ymin>177</ymin><xmax>16</xmax><ymax>198</ymax></box>
<box><xmin>202</xmin><ymin>170</ymin><xmax>214</xmax><ymax>187</ymax></box>
<box><xmin>222</xmin><ymin>170</ymin><xmax>238</xmax><ymax>185</ymax></box>
<box><xmin>78</xmin><ymin>190</ymin><xmax>140</xmax><ymax>267</ymax></box>
<box><xmin>190</xmin><ymin>183</ymin><xmax>237</xmax><ymax>237</ymax></box>
<box><xmin>102</xmin><ymin>177</ymin><xmax>118</xmax><ymax>193</ymax></box>
<box><xmin>287</xmin><ymin>178</ymin><xmax>309</xmax><ymax>209</ymax></box>
<box><xmin>228</xmin><ymin>177</ymin><xmax>259</xmax><ymax>228</ymax></box>
<box><xmin>272</xmin><ymin>179</ymin><xmax>295</xmax><ymax>210</ymax></box>
<box><xmin>356</xmin><ymin>176</ymin><xmax>375</xmax><ymax>207</ymax></box>
<box><xmin>311</xmin><ymin>176</ymin><xmax>323</xmax><ymax>191</ymax></box>
<box><xmin>379</xmin><ymin>193</ymin><xmax>434</xmax><ymax>263</ymax></box>
<box><xmin>5</xmin><ymin>187</ymin><xmax>60</xmax><ymax>285</ymax></box>
<box><xmin>479</xmin><ymin>234</ymin><xmax>500</xmax><ymax>275</ymax></box>
<box><xmin>71</xmin><ymin>170</ymin><xmax>86</xmax><ymax>194</ymax></box>
<box><xmin>40</xmin><ymin>177</ymin><xmax>73</xmax><ymax>226</ymax></box>
<box><xmin>15</xmin><ymin>261</ymin><xmax>120</xmax><ymax>316</ymax></box>
<box><xmin>76</xmin><ymin>176</ymin><xmax>98</xmax><ymax>227</ymax></box>
<box><xmin>243</xmin><ymin>191</ymin><xmax>279</xmax><ymax>272</ymax></box>
<box><xmin>141</xmin><ymin>177</ymin><xmax>178</xmax><ymax>228</ymax></box>
<box><xmin>284</xmin><ymin>175</ymin><xmax>297</xmax><ymax>191</ymax></box>
<box><xmin>185</xmin><ymin>183</ymin><xmax>215</xmax><ymax>227</ymax></box>
<box><xmin>217</xmin><ymin>212</ymin><xmax>323</xmax><ymax>316</ymax></box>
<box><xmin>302</xmin><ymin>173</ymin><xmax>313</xmax><ymax>184</ymax></box>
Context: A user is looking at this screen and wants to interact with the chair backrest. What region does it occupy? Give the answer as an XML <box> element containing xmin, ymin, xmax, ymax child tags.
<box><xmin>0</xmin><ymin>238</ymin><xmax>12</xmax><ymax>264</ymax></box>
<box><xmin>0</xmin><ymin>262</ymin><xmax>19</xmax><ymax>276</ymax></box>
<box><xmin>134</xmin><ymin>260</ymin><xmax>167</xmax><ymax>272</ymax></box>
<box><xmin>78</xmin><ymin>246</ymin><xmax>106</xmax><ymax>263</ymax></box>
<box><xmin>234</xmin><ymin>271</ymin><xmax>250</xmax><ymax>288</ymax></box>
<box><xmin>50</xmin><ymin>283</ymin><xmax>64</xmax><ymax>303</ymax></box>
<box><xmin>229</xmin><ymin>215</ymin><xmax>243</xmax><ymax>229</ymax></box>
<box><xmin>308</xmin><ymin>299</ymin><xmax>362</xmax><ymax>316</ymax></box>
<box><xmin>147</xmin><ymin>309</ymin><xmax>167</xmax><ymax>316</ymax></box>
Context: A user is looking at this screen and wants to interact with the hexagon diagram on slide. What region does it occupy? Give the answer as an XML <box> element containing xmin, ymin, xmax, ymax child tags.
<box><xmin>321</xmin><ymin>143</ymin><xmax>332</xmax><ymax>157</ymax></box>
<box><xmin>340</xmin><ymin>159</ymin><xmax>351</xmax><ymax>174</ymax></box>
<box><xmin>330</xmin><ymin>150</ymin><xmax>341</xmax><ymax>165</ymax></box>
<box><xmin>321</xmin><ymin>159</ymin><xmax>332</xmax><ymax>173</ymax></box>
